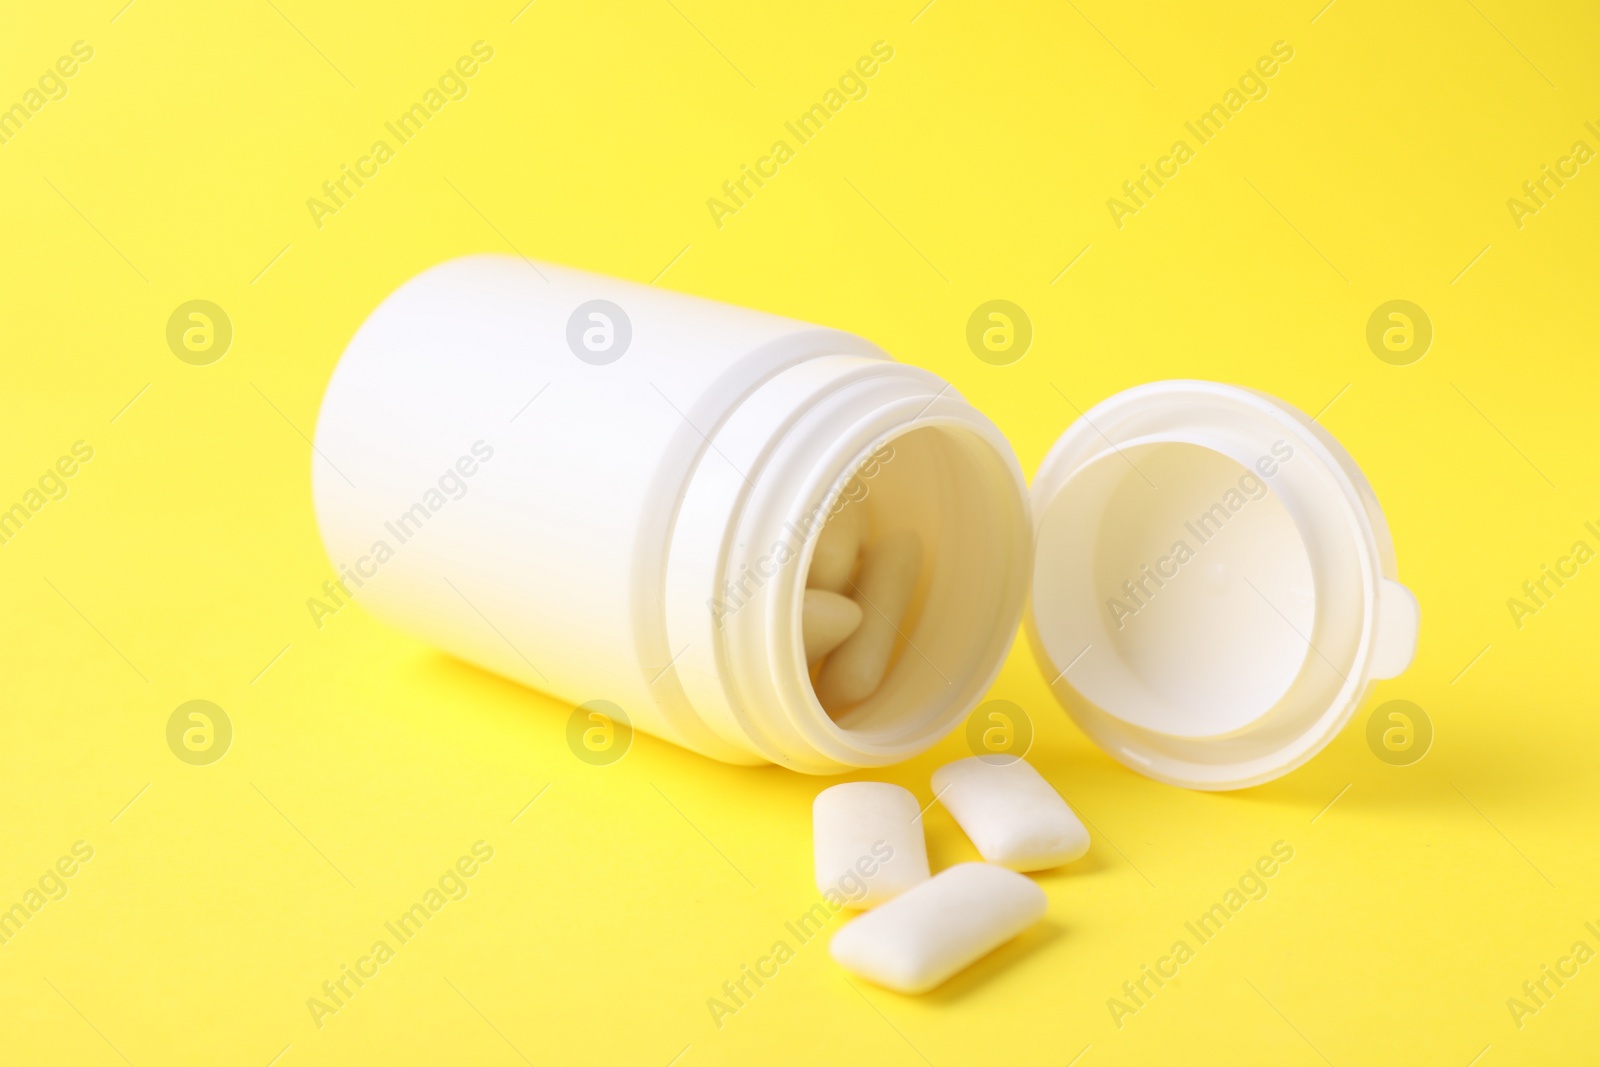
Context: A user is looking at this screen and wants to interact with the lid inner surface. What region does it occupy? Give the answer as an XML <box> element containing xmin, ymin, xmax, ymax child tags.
<box><xmin>1033</xmin><ymin>441</ymin><xmax>1315</xmax><ymax>738</ymax></box>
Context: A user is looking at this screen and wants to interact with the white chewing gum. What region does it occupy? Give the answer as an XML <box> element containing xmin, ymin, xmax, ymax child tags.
<box><xmin>806</xmin><ymin>501</ymin><xmax>864</xmax><ymax>595</ymax></box>
<box><xmin>816</xmin><ymin>530</ymin><xmax>922</xmax><ymax>710</ymax></box>
<box><xmin>812</xmin><ymin>782</ymin><xmax>930</xmax><ymax>908</ymax></box>
<box><xmin>830</xmin><ymin>862</ymin><xmax>1046</xmax><ymax>993</ymax></box>
<box><xmin>932</xmin><ymin>757</ymin><xmax>1090</xmax><ymax>871</ymax></box>
<box><xmin>803</xmin><ymin>589</ymin><xmax>864</xmax><ymax>663</ymax></box>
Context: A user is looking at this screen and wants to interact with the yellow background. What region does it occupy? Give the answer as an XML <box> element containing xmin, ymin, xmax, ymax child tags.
<box><xmin>3</xmin><ymin>0</ymin><xmax>1597</xmax><ymax>1063</ymax></box>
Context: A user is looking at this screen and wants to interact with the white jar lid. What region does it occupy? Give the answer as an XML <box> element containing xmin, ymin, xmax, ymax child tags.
<box><xmin>1024</xmin><ymin>381</ymin><xmax>1418</xmax><ymax>790</ymax></box>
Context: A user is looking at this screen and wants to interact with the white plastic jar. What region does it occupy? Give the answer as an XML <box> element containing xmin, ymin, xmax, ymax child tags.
<box><xmin>313</xmin><ymin>255</ymin><xmax>1418</xmax><ymax>788</ymax></box>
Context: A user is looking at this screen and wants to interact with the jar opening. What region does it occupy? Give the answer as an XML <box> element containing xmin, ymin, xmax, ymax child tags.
<box><xmin>802</xmin><ymin>423</ymin><xmax>1029</xmax><ymax>747</ymax></box>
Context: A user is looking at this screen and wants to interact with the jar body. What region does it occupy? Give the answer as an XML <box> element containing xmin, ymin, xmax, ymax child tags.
<box><xmin>313</xmin><ymin>256</ymin><xmax>1032</xmax><ymax>772</ymax></box>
